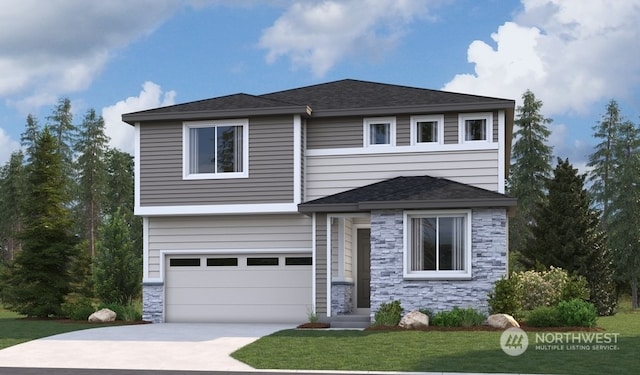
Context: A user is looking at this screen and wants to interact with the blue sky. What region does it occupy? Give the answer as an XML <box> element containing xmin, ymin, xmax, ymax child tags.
<box><xmin>1</xmin><ymin>0</ymin><xmax>639</xmax><ymax>172</ymax></box>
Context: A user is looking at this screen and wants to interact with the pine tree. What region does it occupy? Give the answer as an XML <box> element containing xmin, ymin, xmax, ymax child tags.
<box><xmin>0</xmin><ymin>151</ymin><xmax>25</xmax><ymax>262</ymax></box>
<box><xmin>526</xmin><ymin>159</ymin><xmax>616</xmax><ymax>315</ymax></box>
<box><xmin>588</xmin><ymin>100</ymin><xmax>623</xmax><ymax>227</ymax></box>
<box><xmin>0</xmin><ymin>128</ymin><xmax>77</xmax><ymax>317</ymax></box>
<box><xmin>46</xmin><ymin>98</ymin><xmax>78</xmax><ymax>199</ymax></box>
<box><xmin>608</xmin><ymin>120</ymin><xmax>640</xmax><ymax>309</ymax></box>
<box><xmin>507</xmin><ymin>90</ymin><xmax>553</xmax><ymax>268</ymax></box>
<box><xmin>75</xmin><ymin>109</ymin><xmax>110</xmax><ymax>257</ymax></box>
<box><xmin>20</xmin><ymin>114</ymin><xmax>40</xmax><ymax>163</ymax></box>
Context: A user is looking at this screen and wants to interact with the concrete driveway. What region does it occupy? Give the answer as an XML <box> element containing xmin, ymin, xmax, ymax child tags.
<box><xmin>0</xmin><ymin>323</ymin><xmax>293</xmax><ymax>371</ymax></box>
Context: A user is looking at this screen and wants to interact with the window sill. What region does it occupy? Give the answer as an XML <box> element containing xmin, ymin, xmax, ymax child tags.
<box><xmin>183</xmin><ymin>172</ymin><xmax>249</xmax><ymax>180</ymax></box>
<box><xmin>403</xmin><ymin>272</ymin><xmax>472</xmax><ymax>281</ymax></box>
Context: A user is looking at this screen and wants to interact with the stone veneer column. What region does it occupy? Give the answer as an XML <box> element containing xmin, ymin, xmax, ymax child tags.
<box><xmin>369</xmin><ymin>208</ymin><xmax>507</xmax><ymax>321</ymax></box>
<box><xmin>142</xmin><ymin>283</ymin><xmax>164</xmax><ymax>323</ymax></box>
<box><xmin>331</xmin><ymin>281</ymin><xmax>354</xmax><ymax>315</ymax></box>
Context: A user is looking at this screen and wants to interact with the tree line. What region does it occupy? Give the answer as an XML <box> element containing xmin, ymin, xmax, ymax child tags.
<box><xmin>0</xmin><ymin>98</ymin><xmax>141</xmax><ymax>317</ymax></box>
<box><xmin>508</xmin><ymin>92</ymin><xmax>640</xmax><ymax>314</ymax></box>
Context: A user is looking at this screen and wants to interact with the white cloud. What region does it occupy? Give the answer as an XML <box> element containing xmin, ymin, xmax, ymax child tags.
<box><xmin>102</xmin><ymin>82</ymin><xmax>176</xmax><ymax>154</ymax></box>
<box><xmin>443</xmin><ymin>0</ymin><xmax>640</xmax><ymax>115</ymax></box>
<box><xmin>0</xmin><ymin>127</ymin><xmax>20</xmax><ymax>165</ymax></box>
<box><xmin>258</xmin><ymin>0</ymin><xmax>434</xmax><ymax>77</ymax></box>
<box><xmin>0</xmin><ymin>0</ymin><xmax>179</xmax><ymax>112</ymax></box>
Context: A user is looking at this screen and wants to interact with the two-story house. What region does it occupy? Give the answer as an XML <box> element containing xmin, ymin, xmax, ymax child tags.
<box><xmin>122</xmin><ymin>79</ymin><xmax>517</xmax><ymax>325</ymax></box>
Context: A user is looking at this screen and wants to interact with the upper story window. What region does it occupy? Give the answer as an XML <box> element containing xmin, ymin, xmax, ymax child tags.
<box><xmin>364</xmin><ymin>117</ymin><xmax>396</xmax><ymax>147</ymax></box>
<box><xmin>183</xmin><ymin>119</ymin><xmax>249</xmax><ymax>179</ymax></box>
<box><xmin>410</xmin><ymin>115</ymin><xmax>444</xmax><ymax>145</ymax></box>
<box><xmin>459</xmin><ymin>113</ymin><xmax>493</xmax><ymax>143</ymax></box>
<box><xmin>403</xmin><ymin>210</ymin><xmax>472</xmax><ymax>280</ymax></box>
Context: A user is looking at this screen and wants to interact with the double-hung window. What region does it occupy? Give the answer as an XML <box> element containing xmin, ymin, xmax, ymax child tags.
<box><xmin>404</xmin><ymin>210</ymin><xmax>472</xmax><ymax>279</ymax></box>
<box><xmin>183</xmin><ymin>120</ymin><xmax>248</xmax><ymax>179</ymax></box>
<box><xmin>410</xmin><ymin>115</ymin><xmax>444</xmax><ymax>145</ymax></box>
<box><xmin>459</xmin><ymin>113</ymin><xmax>492</xmax><ymax>143</ymax></box>
<box><xmin>364</xmin><ymin>117</ymin><xmax>395</xmax><ymax>147</ymax></box>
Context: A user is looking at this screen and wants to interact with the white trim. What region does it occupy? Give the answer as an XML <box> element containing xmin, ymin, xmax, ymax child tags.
<box><xmin>142</xmin><ymin>216</ymin><xmax>149</xmax><ymax>280</ymax></box>
<box><xmin>134</xmin><ymin>123</ymin><xmax>141</xmax><ymax>210</ymax></box>
<box><xmin>497</xmin><ymin>110</ymin><xmax>506</xmax><ymax>194</ymax></box>
<box><xmin>337</xmin><ymin>218</ymin><xmax>345</xmax><ymax>279</ymax></box>
<box><xmin>458</xmin><ymin>112</ymin><xmax>493</xmax><ymax>144</ymax></box>
<box><xmin>311</xmin><ymin>213</ymin><xmax>317</xmax><ymax>316</ymax></box>
<box><xmin>293</xmin><ymin>115</ymin><xmax>302</xmax><ymax>204</ymax></box>
<box><xmin>182</xmin><ymin>119</ymin><xmax>249</xmax><ymax>180</ymax></box>
<box><xmin>306</xmin><ymin>142</ymin><xmax>498</xmax><ymax>157</ymax></box>
<box><xmin>402</xmin><ymin>209</ymin><xmax>472</xmax><ymax>280</ymax></box>
<box><xmin>363</xmin><ymin>117</ymin><xmax>396</xmax><ymax>147</ymax></box>
<box><xmin>325</xmin><ymin>215</ymin><xmax>332</xmax><ymax>317</ymax></box>
<box><xmin>135</xmin><ymin>202</ymin><xmax>299</xmax><ymax>216</ymax></box>
<box><xmin>410</xmin><ymin>115</ymin><xmax>445</xmax><ymax>145</ymax></box>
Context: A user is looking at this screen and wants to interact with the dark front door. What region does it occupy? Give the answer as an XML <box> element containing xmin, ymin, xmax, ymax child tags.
<box><xmin>357</xmin><ymin>228</ymin><xmax>371</xmax><ymax>309</ymax></box>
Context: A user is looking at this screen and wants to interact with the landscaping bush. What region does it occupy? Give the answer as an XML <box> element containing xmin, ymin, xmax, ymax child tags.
<box><xmin>431</xmin><ymin>307</ymin><xmax>485</xmax><ymax>327</ymax></box>
<box><xmin>373</xmin><ymin>300</ymin><xmax>403</xmax><ymax>326</ymax></box>
<box><xmin>525</xmin><ymin>306</ymin><xmax>562</xmax><ymax>327</ymax></box>
<box><xmin>61</xmin><ymin>297</ymin><xmax>96</xmax><ymax>321</ymax></box>
<box><xmin>556</xmin><ymin>299</ymin><xmax>597</xmax><ymax>327</ymax></box>
<box><xmin>487</xmin><ymin>274</ymin><xmax>523</xmax><ymax>319</ymax></box>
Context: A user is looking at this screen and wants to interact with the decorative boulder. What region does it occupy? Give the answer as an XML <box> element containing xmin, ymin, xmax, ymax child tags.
<box><xmin>88</xmin><ymin>308</ymin><xmax>117</xmax><ymax>323</ymax></box>
<box><xmin>399</xmin><ymin>310</ymin><xmax>429</xmax><ymax>329</ymax></box>
<box><xmin>486</xmin><ymin>313</ymin><xmax>520</xmax><ymax>329</ymax></box>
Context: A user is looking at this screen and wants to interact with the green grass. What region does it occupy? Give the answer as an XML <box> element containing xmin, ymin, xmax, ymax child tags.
<box><xmin>233</xmin><ymin>300</ymin><xmax>640</xmax><ymax>375</ymax></box>
<box><xmin>0</xmin><ymin>308</ymin><xmax>126</xmax><ymax>350</ymax></box>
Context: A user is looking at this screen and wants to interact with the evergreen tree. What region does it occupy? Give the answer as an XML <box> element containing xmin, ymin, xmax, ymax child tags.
<box><xmin>608</xmin><ymin>120</ymin><xmax>640</xmax><ymax>309</ymax></box>
<box><xmin>507</xmin><ymin>90</ymin><xmax>554</xmax><ymax>268</ymax></box>
<box><xmin>93</xmin><ymin>208</ymin><xmax>142</xmax><ymax>304</ymax></box>
<box><xmin>526</xmin><ymin>159</ymin><xmax>616</xmax><ymax>315</ymax></box>
<box><xmin>0</xmin><ymin>151</ymin><xmax>26</xmax><ymax>262</ymax></box>
<box><xmin>588</xmin><ymin>100</ymin><xmax>623</xmax><ymax>227</ymax></box>
<box><xmin>20</xmin><ymin>114</ymin><xmax>40</xmax><ymax>163</ymax></box>
<box><xmin>46</xmin><ymin>98</ymin><xmax>78</xmax><ymax>198</ymax></box>
<box><xmin>75</xmin><ymin>109</ymin><xmax>110</xmax><ymax>257</ymax></box>
<box><xmin>0</xmin><ymin>128</ymin><xmax>77</xmax><ymax>317</ymax></box>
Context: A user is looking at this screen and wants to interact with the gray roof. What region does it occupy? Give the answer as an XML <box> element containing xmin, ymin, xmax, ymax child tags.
<box><xmin>122</xmin><ymin>79</ymin><xmax>514</xmax><ymax>123</ymax></box>
<box><xmin>298</xmin><ymin>175</ymin><xmax>517</xmax><ymax>213</ymax></box>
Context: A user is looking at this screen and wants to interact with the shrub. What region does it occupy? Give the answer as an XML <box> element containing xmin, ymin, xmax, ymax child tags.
<box><xmin>526</xmin><ymin>306</ymin><xmax>562</xmax><ymax>327</ymax></box>
<box><xmin>431</xmin><ymin>307</ymin><xmax>486</xmax><ymax>327</ymax></box>
<box><xmin>61</xmin><ymin>297</ymin><xmax>96</xmax><ymax>320</ymax></box>
<box><xmin>556</xmin><ymin>299</ymin><xmax>597</xmax><ymax>327</ymax></box>
<box><xmin>487</xmin><ymin>274</ymin><xmax>523</xmax><ymax>319</ymax></box>
<box><xmin>373</xmin><ymin>300</ymin><xmax>403</xmax><ymax>326</ymax></box>
<box><xmin>418</xmin><ymin>308</ymin><xmax>433</xmax><ymax>318</ymax></box>
<box><xmin>98</xmin><ymin>302</ymin><xmax>142</xmax><ymax>321</ymax></box>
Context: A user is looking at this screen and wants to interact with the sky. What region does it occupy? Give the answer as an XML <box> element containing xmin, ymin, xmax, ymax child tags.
<box><xmin>0</xmin><ymin>0</ymin><xmax>639</xmax><ymax>172</ymax></box>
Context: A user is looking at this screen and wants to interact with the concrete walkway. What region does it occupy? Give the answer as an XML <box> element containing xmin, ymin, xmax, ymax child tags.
<box><xmin>0</xmin><ymin>323</ymin><xmax>293</xmax><ymax>371</ymax></box>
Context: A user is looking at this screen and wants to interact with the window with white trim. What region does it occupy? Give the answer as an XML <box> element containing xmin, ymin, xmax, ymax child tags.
<box><xmin>183</xmin><ymin>120</ymin><xmax>248</xmax><ymax>179</ymax></box>
<box><xmin>364</xmin><ymin>117</ymin><xmax>395</xmax><ymax>147</ymax></box>
<box><xmin>404</xmin><ymin>210</ymin><xmax>472</xmax><ymax>279</ymax></box>
<box><xmin>411</xmin><ymin>115</ymin><xmax>444</xmax><ymax>145</ymax></box>
<box><xmin>459</xmin><ymin>113</ymin><xmax>492</xmax><ymax>143</ymax></box>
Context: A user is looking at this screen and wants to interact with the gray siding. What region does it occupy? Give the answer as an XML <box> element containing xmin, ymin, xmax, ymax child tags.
<box><xmin>396</xmin><ymin>115</ymin><xmax>410</xmax><ymax>146</ymax></box>
<box><xmin>315</xmin><ymin>213</ymin><xmax>327</xmax><ymax>315</ymax></box>
<box><xmin>444</xmin><ymin>113</ymin><xmax>459</xmax><ymax>144</ymax></box>
<box><xmin>139</xmin><ymin>116</ymin><xmax>294</xmax><ymax>206</ymax></box>
<box><xmin>306</xmin><ymin>117</ymin><xmax>362</xmax><ymax>149</ymax></box>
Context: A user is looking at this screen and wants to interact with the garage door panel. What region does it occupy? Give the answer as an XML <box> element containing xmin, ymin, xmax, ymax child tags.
<box><xmin>167</xmin><ymin>269</ymin><xmax>311</xmax><ymax>288</ymax></box>
<box><xmin>166</xmin><ymin>286</ymin><xmax>311</xmax><ymax>305</ymax></box>
<box><xmin>165</xmin><ymin>304</ymin><xmax>309</xmax><ymax>323</ymax></box>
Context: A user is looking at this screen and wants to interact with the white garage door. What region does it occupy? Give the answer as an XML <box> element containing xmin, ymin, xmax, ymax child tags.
<box><xmin>165</xmin><ymin>254</ymin><xmax>312</xmax><ymax>323</ymax></box>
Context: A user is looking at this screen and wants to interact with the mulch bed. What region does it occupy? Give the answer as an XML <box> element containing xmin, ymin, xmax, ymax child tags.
<box><xmin>17</xmin><ymin>317</ymin><xmax>152</xmax><ymax>325</ymax></box>
<box><xmin>296</xmin><ymin>322</ymin><xmax>604</xmax><ymax>332</ymax></box>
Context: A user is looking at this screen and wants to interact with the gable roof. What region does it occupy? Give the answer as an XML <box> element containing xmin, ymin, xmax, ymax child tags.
<box><xmin>297</xmin><ymin>175</ymin><xmax>517</xmax><ymax>214</ymax></box>
<box><xmin>122</xmin><ymin>79</ymin><xmax>514</xmax><ymax>123</ymax></box>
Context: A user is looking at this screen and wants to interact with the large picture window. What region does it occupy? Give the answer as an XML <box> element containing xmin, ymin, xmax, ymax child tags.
<box><xmin>183</xmin><ymin>120</ymin><xmax>248</xmax><ymax>179</ymax></box>
<box><xmin>404</xmin><ymin>210</ymin><xmax>472</xmax><ymax>279</ymax></box>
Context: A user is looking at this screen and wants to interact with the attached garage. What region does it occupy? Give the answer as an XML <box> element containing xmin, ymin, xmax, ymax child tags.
<box><xmin>164</xmin><ymin>253</ymin><xmax>312</xmax><ymax>323</ymax></box>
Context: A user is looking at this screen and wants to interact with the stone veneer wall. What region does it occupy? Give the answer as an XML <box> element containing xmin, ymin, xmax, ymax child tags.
<box><xmin>331</xmin><ymin>281</ymin><xmax>354</xmax><ymax>315</ymax></box>
<box><xmin>142</xmin><ymin>283</ymin><xmax>164</xmax><ymax>323</ymax></box>
<box><xmin>369</xmin><ymin>208</ymin><xmax>507</xmax><ymax>320</ymax></box>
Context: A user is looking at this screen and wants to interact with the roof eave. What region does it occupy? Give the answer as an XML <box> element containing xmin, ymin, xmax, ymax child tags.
<box><xmin>310</xmin><ymin>101</ymin><xmax>515</xmax><ymax>118</ymax></box>
<box><xmin>122</xmin><ymin>105</ymin><xmax>312</xmax><ymax>125</ymax></box>
<box><xmin>298</xmin><ymin>197</ymin><xmax>518</xmax><ymax>214</ymax></box>
<box><xmin>297</xmin><ymin>202</ymin><xmax>361</xmax><ymax>214</ymax></box>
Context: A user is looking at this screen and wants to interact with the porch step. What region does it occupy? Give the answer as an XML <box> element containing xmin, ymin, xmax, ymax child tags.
<box><xmin>329</xmin><ymin>314</ymin><xmax>371</xmax><ymax>329</ymax></box>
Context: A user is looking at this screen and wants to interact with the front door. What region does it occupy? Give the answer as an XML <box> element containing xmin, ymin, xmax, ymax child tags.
<box><xmin>356</xmin><ymin>228</ymin><xmax>371</xmax><ymax>309</ymax></box>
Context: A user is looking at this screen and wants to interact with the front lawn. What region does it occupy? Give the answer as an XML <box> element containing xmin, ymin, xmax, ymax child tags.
<box><xmin>0</xmin><ymin>308</ymin><xmax>129</xmax><ymax>350</ymax></box>
<box><xmin>232</xmin><ymin>306</ymin><xmax>640</xmax><ymax>375</ymax></box>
